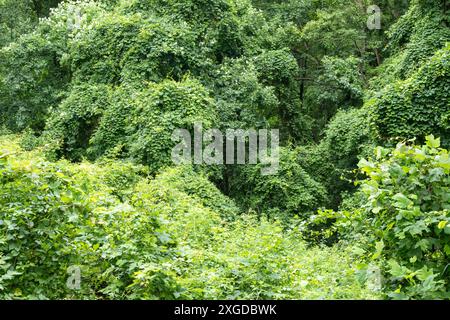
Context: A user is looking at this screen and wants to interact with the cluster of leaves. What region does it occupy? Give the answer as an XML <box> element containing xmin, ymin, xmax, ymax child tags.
<box><xmin>43</xmin><ymin>78</ymin><xmax>217</xmax><ymax>172</ymax></box>
<box><xmin>0</xmin><ymin>0</ymin><xmax>104</xmax><ymax>132</ymax></box>
<box><xmin>0</xmin><ymin>0</ymin><xmax>36</xmax><ymax>47</ymax></box>
<box><xmin>369</xmin><ymin>44</ymin><xmax>450</xmax><ymax>146</ymax></box>
<box><xmin>1</xmin><ymin>0</ymin><xmax>445</xmax><ymax>215</ymax></box>
<box><xmin>384</xmin><ymin>0</ymin><xmax>449</xmax><ymax>79</ymax></box>
<box><xmin>308</xmin><ymin>136</ymin><xmax>450</xmax><ymax>299</ymax></box>
<box><xmin>167</xmin><ymin>214</ymin><xmax>380</xmax><ymax>300</ymax></box>
<box><xmin>229</xmin><ymin>147</ymin><xmax>328</xmax><ymax>222</ymax></box>
<box><xmin>0</xmin><ymin>0</ymin><xmax>63</xmax><ymax>47</ymax></box>
<box><xmin>364</xmin><ymin>0</ymin><xmax>449</xmax><ymax>147</ymax></box>
<box><xmin>151</xmin><ymin>166</ymin><xmax>240</xmax><ymax>220</ymax></box>
<box><xmin>0</xmin><ymin>136</ymin><xmax>178</xmax><ymax>299</ymax></box>
<box><xmin>291</xmin><ymin>0</ymin><xmax>449</xmax><ymax>211</ymax></box>
<box><xmin>297</xmin><ymin>107</ymin><xmax>376</xmax><ymax>208</ymax></box>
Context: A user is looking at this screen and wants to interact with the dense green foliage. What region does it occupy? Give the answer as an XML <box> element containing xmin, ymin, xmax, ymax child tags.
<box><xmin>0</xmin><ymin>137</ymin><xmax>378</xmax><ymax>299</ymax></box>
<box><xmin>0</xmin><ymin>0</ymin><xmax>449</xmax><ymax>300</ymax></box>
<box><xmin>370</xmin><ymin>45</ymin><xmax>450</xmax><ymax>146</ymax></box>
<box><xmin>357</xmin><ymin>136</ymin><xmax>450</xmax><ymax>299</ymax></box>
<box><xmin>310</xmin><ymin>136</ymin><xmax>450</xmax><ymax>299</ymax></box>
<box><xmin>230</xmin><ymin>147</ymin><xmax>328</xmax><ymax>221</ymax></box>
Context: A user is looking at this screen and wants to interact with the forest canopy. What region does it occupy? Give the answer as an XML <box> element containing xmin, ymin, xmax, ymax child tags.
<box><xmin>0</xmin><ymin>0</ymin><xmax>449</xmax><ymax>300</ymax></box>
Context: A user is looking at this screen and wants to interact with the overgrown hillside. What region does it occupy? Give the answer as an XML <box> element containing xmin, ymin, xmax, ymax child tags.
<box><xmin>0</xmin><ymin>0</ymin><xmax>449</xmax><ymax>300</ymax></box>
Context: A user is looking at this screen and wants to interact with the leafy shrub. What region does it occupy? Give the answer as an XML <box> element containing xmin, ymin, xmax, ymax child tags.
<box><xmin>304</xmin><ymin>56</ymin><xmax>365</xmax><ymax>134</ymax></box>
<box><xmin>370</xmin><ymin>44</ymin><xmax>450</xmax><ymax>146</ymax></box>
<box><xmin>0</xmin><ymin>0</ymin><xmax>37</xmax><ymax>47</ymax></box>
<box><xmin>0</xmin><ymin>0</ymin><xmax>106</xmax><ymax>132</ymax></box>
<box><xmin>43</xmin><ymin>78</ymin><xmax>217</xmax><ymax>173</ymax></box>
<box><xmin>122</xmin><ymin>0</ymin><xmax>231</xmax><ymax>23</ymax></box>
<box><xmin>168</xmin><ymin>215</ymin><xmax>380</xmax><ymax>299</ymax></box>
<box><xmin>253</xmin><ymin>49</ymin><xmax>311</xmax><ymax>142</ymax></box>
<box><xmin>297</xmin><ymin>107</ymin><xmax>375</xmax><ymax>209</ymax></box>
<box><xmin>124</xmin><ymin>78</ymin><xmax>217</xmax><ymax>172</ymax></box>
<box><xmin>0</xmin><ymin>137</ymin><xmax>177</xmax><ymax>299</ymax></box>
<box><xmin>1</xmin><ymin>0</ymin><xmax>448</xmax><ymax>302</ymax></box>
<box><xmin>386</xmin><ymin>0</ymin><xmax>450</xmax><ymax>79</ymax></box>
<box><xmin>230</xmin><ymin>147</ymin><xmax>328</xmax><ymax>221</ymax></box>
<box><xmin>0</xmin><ymin>32</ymin><xmax>69</xmax><ymax>131</ymax></box>
<box><xmin>211</xmin><ymin>57</ymin><xmax>278</xmax><ymax>130</ymax></box>
<box><xmin>137</xmin><ymin>164</ymin><xmax>378</xmax><ymax>299</ymax></box>
<box><xmin>313</xmin><ymin>136</ymin><xmax>450</xmax><ymax>299</ymax></box>
<box><xmin>43</xmin><ymin>83</ymin><xmax>113</xmax><ymax>161</ymax></box>
<box><xmin>69</xmin><ymin>13</ymin><xmax>202</xmax><ymax>84</ymax></box>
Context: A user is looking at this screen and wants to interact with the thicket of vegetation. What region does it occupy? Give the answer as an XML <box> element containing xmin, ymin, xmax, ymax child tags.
<box><xmin>0</xmin><ymin>0</ymin><xmax>449</xmax><ymax>299</ymax></box>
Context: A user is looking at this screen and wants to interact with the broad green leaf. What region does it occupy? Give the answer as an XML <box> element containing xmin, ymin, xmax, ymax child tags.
<box><xmin>392</xmin><ymin>193</ymin><xmax>413</xmax><ymax>209</ymax></box>
<box><xmin>438</xmin><ymin>221</ymin><xmax>448</xmax><ymax>229</ymax></box>
<box><xmin>425</xmin><ymin>135</ymin><xmax>440</xmax><ymax>148</ymax></box>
